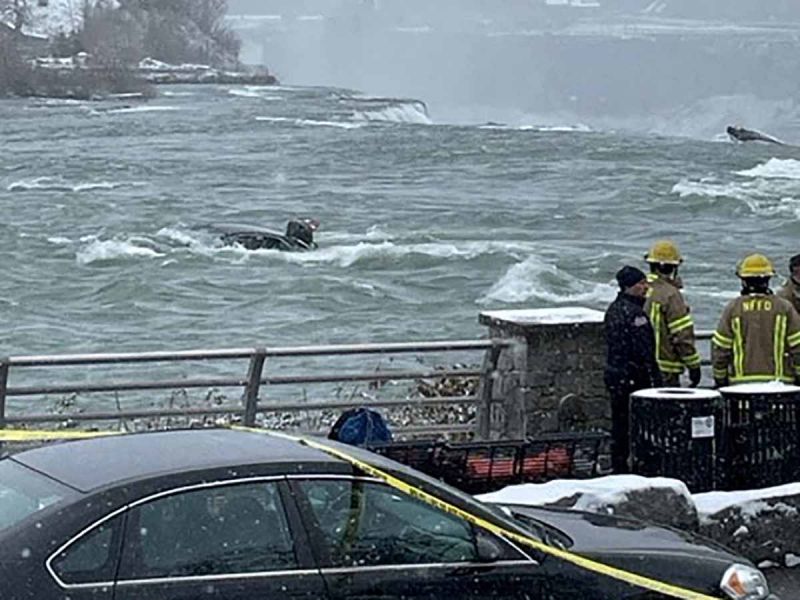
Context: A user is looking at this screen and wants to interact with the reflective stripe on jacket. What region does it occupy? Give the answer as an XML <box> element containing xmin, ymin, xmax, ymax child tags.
<box><xmin>711</xmin><ymin>293</ymin><xmax>800</xmax><ymax>383</ymax></box>
<box><xmin>643</xmin><ymin>274</ymin><xmax>701</xmax><ymax>375</ymax></box>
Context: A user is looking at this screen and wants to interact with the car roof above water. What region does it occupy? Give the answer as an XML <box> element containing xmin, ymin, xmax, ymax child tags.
<box><xmin>8</xmin><ymin>428</ymin><xmax>344</xmax><ymax>493</ymax></box>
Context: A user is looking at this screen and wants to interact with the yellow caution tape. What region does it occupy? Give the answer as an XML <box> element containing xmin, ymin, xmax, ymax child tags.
<box><xmin>2</xmin><ymin>424</ymin><xmax>721</xmax><ymax>600</ymax></box>
<box><xmin>0</xmin><ymin>428</ymin><xmax>121</xmax><ymax>441</ymax></box>
<box><xmin>236</xmin><ymin>426</ymin><xmax>720</xmax><ymax>600</ymax></box>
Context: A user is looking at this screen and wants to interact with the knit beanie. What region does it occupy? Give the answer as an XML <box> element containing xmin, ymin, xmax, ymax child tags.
<box><xmin>616</xmin><ymin>265</ymin><xmax>646</xmax><ymax>290</ymax></box>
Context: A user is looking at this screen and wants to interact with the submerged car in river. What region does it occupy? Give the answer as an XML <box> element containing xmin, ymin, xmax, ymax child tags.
<box><xmin>214</xmin><ymin>217</ymin><xmax>320</xmax><ymax>251</ymax></box>
<box><xmin>0</xmin><ymin>428</ymin><xmax>775</xmax><ymax>599</ymax></box>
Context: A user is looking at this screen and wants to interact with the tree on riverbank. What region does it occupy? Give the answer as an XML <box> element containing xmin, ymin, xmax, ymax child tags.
<box><xmin>0</xmin><ymin>0</ymin><xmax>244</xmax><ymax>97</ymax></box>
<box><xmin>83</xmin><ymin>0</ymin><xmax>241</xmax><ymax>70</ymax></box>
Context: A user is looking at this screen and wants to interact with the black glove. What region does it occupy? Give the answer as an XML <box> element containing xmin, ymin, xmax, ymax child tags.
<box><xmin>688</xmin><ymin>367</ymin><xmax>702</xmax><ymax>388</ymax></box>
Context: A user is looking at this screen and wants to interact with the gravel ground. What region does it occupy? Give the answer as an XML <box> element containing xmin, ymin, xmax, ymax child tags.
<box><xmin>765</xmin><ymin>568</ymin><xmax>800</xmax><ymax>598</ymax></box>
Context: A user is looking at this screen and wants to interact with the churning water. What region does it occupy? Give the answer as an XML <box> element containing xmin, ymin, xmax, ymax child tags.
<box><xmin>2</xmin><ymin>84</ymin><xmax>800</xmax><ymax>393</ymax></box>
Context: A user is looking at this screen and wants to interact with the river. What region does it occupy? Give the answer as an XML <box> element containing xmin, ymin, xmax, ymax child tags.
<box><xmin>2</xmin><ymin>84</ymin><xmax>800</xmax><ymax>405</ymax></box>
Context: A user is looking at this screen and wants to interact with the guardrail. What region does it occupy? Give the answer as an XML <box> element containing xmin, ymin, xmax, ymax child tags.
<box><xmin>0</xmin><ymin>339</ymin><xmax>515</xmax><ymax>437</ymax></box>
<box><xmin>0</xmin><ymin>328</ymin><xmax>719</xmax><ymax>440</ymax></box>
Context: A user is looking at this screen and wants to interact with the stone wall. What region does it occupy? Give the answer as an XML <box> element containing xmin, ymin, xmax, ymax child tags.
<box><xmin>478</xmin><ymin>307</ymin><xmax>609</xmax><ymax>439</ymax></box>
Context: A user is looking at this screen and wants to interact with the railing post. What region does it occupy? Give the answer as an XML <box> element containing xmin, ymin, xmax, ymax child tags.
<box><xmin>514</xmin><ymin>340</ymin><xmax>529</xmax><ymax>439</ymax></box>
<box><xmin>243</xmin><ymin>348</ymin><xmax>267</xmax><ymax>427</ymax></box>
<box><xmin>0</xmin><ymin>358</ymin><xmax>8</xmax><ymax>454</ymax></box>
<box><xmin>476</xmin><ymin>344</ymin><xmax>502</xmax><ymax>440</ymax></box>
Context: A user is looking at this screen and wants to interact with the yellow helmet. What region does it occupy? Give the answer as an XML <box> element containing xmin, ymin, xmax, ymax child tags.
<box><xmin>644</xmin><ymin>240</ymin><xmax>683</xmax><ymax>265</ymax></box>
<box><xmin>736</xmin><ymin>253</ymin><xmax>776</xmax><ymax>278</ymax></box>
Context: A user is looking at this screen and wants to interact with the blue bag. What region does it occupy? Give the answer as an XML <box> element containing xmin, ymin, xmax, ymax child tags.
<box><xmin>328</xmin><ymin>407</ymin><xmax>393</xmax><ymax>447</ymax></box>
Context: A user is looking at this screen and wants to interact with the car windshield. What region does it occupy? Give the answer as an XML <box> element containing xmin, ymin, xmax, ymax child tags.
<box><xmin>505</xmin><ymin>509</ymin><xmax>574</xmax><ymax>550</ymax></box>
<box><xmin>0</xmin><ymin>459</ymin><xmax>76</xmax><ymax>532</ymax></box>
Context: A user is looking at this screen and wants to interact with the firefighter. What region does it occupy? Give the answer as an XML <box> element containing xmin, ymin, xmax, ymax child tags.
<box><xmin>712</xmin><ymin>253</ymin><xmax>800</xmax><ymax>387</ymax></box>
<box><xmin>604</xmin><ymin>265</ymin><xmax>663</xmax><ymax>473</ymax></box>
<box><xmin>643</xmin><ymin>240</ymin><xmax>702</xmax><ymax>387</ymax></box>
<box><xmin>776</xmin><ymin>253</ymin><xmax>800</xmax><ymax>315</ymax></box>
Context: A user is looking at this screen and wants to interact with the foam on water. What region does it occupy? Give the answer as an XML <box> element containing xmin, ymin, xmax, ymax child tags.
<box><xmin>151</xmin><ymin>226</ymin><xmax>538</xmax><ymax>268</ymax></box>
<box><xmin>672</xmin><ymin>177</ymin><xmax>776</xmax><ymax>201</ymax></box>
<box><xmin>479</xmin><ymin>255</ymin><xmax>617</xmax><ymax>305</ymax></box>
<box><xmin>353</xmin><ymin>104</ymin><xmax>432</xmax><ymax>125</ymax></box>
<box><xmin>736</xmin><ymin>158</ymin><xmax>800</xmax><ymax>180</ymax></box>
<box><xmin>271</xmin><ymin>239</ymin><xmax>535</xmax><ymax>268</ymax></box>
<box><xmin>7</xmin><ymin>177</ymin><xmax>142</xmax><ymax>193</ymax></box>
<box><xmin>228</xmin><ymin>87</ymin><xmax>283</xmax><ymax>101</ymax></box>
<box><xmin>104</xmin><ymin>105</ymin><xmax>182</xmax><ymax>114</ymax></box>
<box><xmin>76</xmin><ymin>236</ymin><xmax>165</xmax><ymax>265</ymax></box>
<box><xmin>255</xmin><ymin>116</ymin><xmax>364</xmax><ymax>129</ymax></box>
<box><xmin>156</xmin><ymin>226</ymin><xmax>203</xmax><ymax>247</ymax></box>
<box><xmin>47</xmin><ymin>236</ymin><xmax>72</xmax><ymax>245</ymax></box>
<box><xmin>519</xmin><ymin>123</ymin><xmax>592</xmax><ymax>132</ymax></box>
<box><xmin>228</xmin><ymin>88</ymin><xmax>264</xmax><ymax>98</ymax></box>
<box><xmin>672</xmin><ymin>175</ymin><xmax>800</xmax><ymax>218</ymax></box>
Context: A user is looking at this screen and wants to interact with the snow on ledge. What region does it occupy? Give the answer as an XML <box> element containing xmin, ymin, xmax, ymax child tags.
<box><xmin>480</xmin><ymin>307</ymin><xmax>605</xmax><ymax>326</ymax></box>
<box><xmin>476</xmin><ymin>475</ymin><xmax>691</xmax><ymax>509</ymax></box>
<box><xmin>632</xmin><ymin>387</ymin><xmax>721</xmax><ymax>400</ymax></box>
<box><xmin>719</xmin><ymin>381</ymin><xmax>800</xmax><ymax>395</ymax></box>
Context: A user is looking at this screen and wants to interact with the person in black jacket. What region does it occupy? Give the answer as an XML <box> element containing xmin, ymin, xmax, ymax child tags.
<box><xmin>604</xmin><ymin>265</ymin><xmax>663</xmax><ymax>473</ymax></box>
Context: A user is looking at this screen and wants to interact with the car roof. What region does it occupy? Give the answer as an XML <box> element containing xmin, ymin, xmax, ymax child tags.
<box><xmin>9</xmin><ymin>428</ymin><xmax>343</xmax><ymax>492</ymax></box>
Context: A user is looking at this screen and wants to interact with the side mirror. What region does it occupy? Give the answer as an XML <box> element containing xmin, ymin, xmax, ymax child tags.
<box><xmin>475</xmin><ymin>530</ymin><xmax>504</xmax><ymax>562</ymax></box>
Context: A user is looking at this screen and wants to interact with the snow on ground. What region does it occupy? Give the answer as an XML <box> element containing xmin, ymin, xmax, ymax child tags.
<box><xmin>478</xmin><ymin>475</ymin><xmax>691</xmax><ymax>509</ymax></box>
<box><xmin>4</xmin><ymin>0</ymin><xmax>116</xmax><ymax>38</ymax></box>
<box><xmin>479</xmin><ymin>475</ymin><xmax>800</xmax><ymax>522</ymax></box>
<box><xmin>693</xmin><ymin>483</ymin><xmax>800</xmax><ymax>520</ymax></box>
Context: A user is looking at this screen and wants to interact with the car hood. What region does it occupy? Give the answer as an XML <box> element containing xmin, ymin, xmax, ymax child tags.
<box><xmin>499</xmin><ymin>503</ymin><xmax>745</xmax><ymax>592</ymax></box>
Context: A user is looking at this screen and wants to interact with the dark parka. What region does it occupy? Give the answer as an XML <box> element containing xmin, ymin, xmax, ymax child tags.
<box><xmin>776</xmin><ymin>278</ymin><xmax>800</xmax><ymax>316</ymax></box>
<box><xmin>604</xmin><ymin>292</ymin><xmax>664</xmax><ymax>390</ymax></box>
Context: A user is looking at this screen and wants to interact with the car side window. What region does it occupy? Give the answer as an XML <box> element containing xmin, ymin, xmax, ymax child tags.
<box><xmin>51</xmin><ymin>514</ymin><xmax>124</xmax><ymax>585</ymax></box>
<box><xmin>297</xmin><ymin>479</ymin><xmax>478</xmax><ymax>567</ymax></box>
<box><xmin>119</xmin><ymin>481</ymin><xmax>297</xmax><ymax>579</ymax></box>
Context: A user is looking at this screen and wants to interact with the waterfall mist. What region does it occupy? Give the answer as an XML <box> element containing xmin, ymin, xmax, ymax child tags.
<box><xmin>227</xmin><ymin>0</ymin><xmax>800</xmax><ymax>136</ymax></box>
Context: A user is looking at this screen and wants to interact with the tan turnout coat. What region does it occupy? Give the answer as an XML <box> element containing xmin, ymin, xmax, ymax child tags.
<box><xmin>712</xmin><ymin>293</ymin><xmax>800</xmax><ymax>383</ymax></box>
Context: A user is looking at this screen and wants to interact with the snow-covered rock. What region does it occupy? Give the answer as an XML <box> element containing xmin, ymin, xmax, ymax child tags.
<box><xmin>695</xmin><ymin>484</ymin><xmax>800</xmax><ymax>563</ymax></box>
<box><xmin>478</xmin><ymin>475</ymin><xmax>699</xmax><ymax>531</ymax></box>
<box><xmin>479</xmin><ymin>476</ymin><xmax>800</xmax><ymax>565</ymax></box>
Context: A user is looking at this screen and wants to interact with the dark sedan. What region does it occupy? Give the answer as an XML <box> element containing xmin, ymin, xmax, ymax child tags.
<box><xmin>0</xmin><ymin>428</ymin><xmax>775</xmax><ymax>600</ymax></box>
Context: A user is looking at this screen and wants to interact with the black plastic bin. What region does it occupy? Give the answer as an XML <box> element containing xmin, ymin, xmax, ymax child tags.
<box><xmin>720</xmin><ymin>382</ymin><xmax>800</xmax><ymax>490</ymax></box>
<box><xmin>630</xmin><ymin>388</ymin><xmax>726</xmax><ymax>492</ymax></box>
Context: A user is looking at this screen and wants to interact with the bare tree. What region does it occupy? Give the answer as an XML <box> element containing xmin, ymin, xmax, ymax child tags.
<box><xmin>80</xmin><ymin>0</ymin><xmax>240</xmax><ymax>67</ymax></box>
<box><xmin>0</xmin><ymin>0</ymin><xmax>31</xmax><ymax>32</ymax></box>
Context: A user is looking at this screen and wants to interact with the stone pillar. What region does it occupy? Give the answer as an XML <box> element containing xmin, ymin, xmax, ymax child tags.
<box><xmin>478</xmin><ymin>307</ymin><xmax>609</xmax><ymax>439</ymax></box>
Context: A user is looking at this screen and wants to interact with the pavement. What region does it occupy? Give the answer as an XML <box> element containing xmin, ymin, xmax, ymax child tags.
<box><xmin>766</xmin><ymin>568</ymin><xmax>800</xmax><ymax>598</ymax></box>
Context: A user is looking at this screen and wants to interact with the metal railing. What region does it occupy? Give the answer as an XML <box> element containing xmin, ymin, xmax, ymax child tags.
<box><xmin>0</xmin><ymin>328</ymin><xmax>719</xmax><ymax>438</ymax></box>
<box><xmin>0</xmin><ymin>339</ymin><xmax>515</xmax><ymax>437</ymax></box>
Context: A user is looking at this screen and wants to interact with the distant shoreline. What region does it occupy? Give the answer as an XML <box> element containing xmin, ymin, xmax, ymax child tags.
<box><xmin>3</xmin><ymin>60</ymin><xmax>279</xmax><ymax>101</ymax></box>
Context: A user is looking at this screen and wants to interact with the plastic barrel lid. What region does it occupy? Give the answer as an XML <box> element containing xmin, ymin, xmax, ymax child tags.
<box><xmin>630</xmin><ymin>387</ymin><xmax>722</xmax><ymax>400</ymax></box>
<box><xmin>719</xmin><ymin>381</ymin><xmax>800</xmax><ymax>395</ymax></box>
